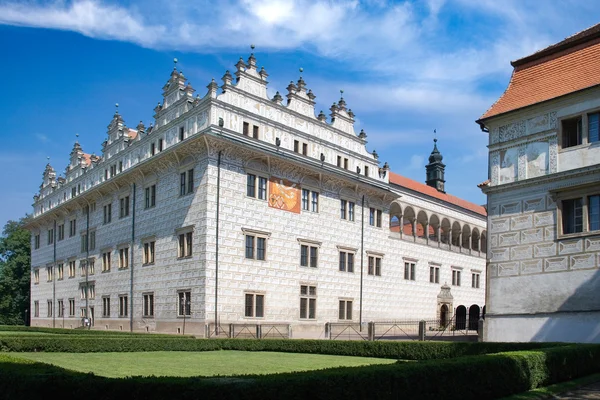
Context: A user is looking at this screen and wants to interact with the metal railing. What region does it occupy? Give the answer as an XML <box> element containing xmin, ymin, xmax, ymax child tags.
<box><xmin>205</xmin><ymin>323</ymin><xmax>291</xmax><ymax>339</ymax></box>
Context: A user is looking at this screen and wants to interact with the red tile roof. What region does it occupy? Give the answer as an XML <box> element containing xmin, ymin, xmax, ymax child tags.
<box><xmin>390</xmin><ymin>221</ymin><xmax>435</xmax><ymax>236</ymax></box>
<box><xmin>479</xmin><ymin>23</ymin><xmax>600</xmax><ymax>121</ymax></box>
<box><xmin>389</xmin><ymin>171</ymin><xmax>487</xmax><ymax>217</ymax></box>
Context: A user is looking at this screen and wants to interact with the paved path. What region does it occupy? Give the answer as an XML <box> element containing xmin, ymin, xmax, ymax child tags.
<box><xmin>549</xmin><ymin>381</ymin><xmax>600</xmax><ymax>399</ymax></box>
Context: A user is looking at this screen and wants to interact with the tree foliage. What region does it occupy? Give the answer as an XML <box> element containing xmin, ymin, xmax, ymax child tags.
<box><xmin>0</xmin><ymin>217</ymin><xmax>31</xmax><ymax>325</ymax></box>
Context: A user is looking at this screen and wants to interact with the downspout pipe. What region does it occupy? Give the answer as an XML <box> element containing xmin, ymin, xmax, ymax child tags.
<box><xmin>53</xmin><ymin>219</ymin><xmax>56</xmax><ymax>328</ymax></box>
<box><xmin>85</xmin><ymin>204</ymin><xmax>90</xmax><ymax>328</ymax></box>
<box><xmin>360</xmin><ymin>194</ymin><xmax>365</xmax><ymax>330</ymax></box>
<box><xmin>130</xmin><ymin>183</ymin><xmax>136</xmax><ymax>332</ymax></box>
<box><xmin>215</xmin><ymin>151</ymin><xmax>221</xmax><ymax>336</ymax></box>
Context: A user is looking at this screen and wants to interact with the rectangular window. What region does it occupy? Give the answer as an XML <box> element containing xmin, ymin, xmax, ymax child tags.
<box><xmin>102</xmin><ymin>296</ymin><xmax>110</xmax><ymax>317</ymax></box>
<box><xmin>103</xmin><ymin>204</ymin><xmax>112</xmax><ymax>224</ymax></box>
<box><xmin>589</xmin><ymin>112</ymin><xmax>599</xmax><ymax>143</ymax></box>
<box><xmin>47</xmin><ymin>300</ymin><xmax>53</xmax><ymax>317</ymax></box>
<box><xmin>68</xmin><ymin>260</ymin><xmax>76</xmax><ymax>278</ymax></box>
<box><xmin>301</xmin><ymin>189</ymin><xmax>318</xmax><ymax>212</ymax></box>
<box><xmin>369</xmin><ymin>208</ymin><xmax>382</xmax><ymax>227</ymax></box>
<box><xmin>300</xmin><ymin>245</ymin><xmax>318</xmax><ymax>268</ymax></box>
<box><xmin>452</xmin><ymin>270</ymin><xmax>462</xmax><ymax>286</ymax></box>
<box><xmin>344</xmin><ymin>158</ymin><xmax>349</xmax><ymax>169</ymax></box>
<box><xmin>472</xmin><ymin>273</ymin><xmax>480</xmax><ymax>289</ymax></box>
<box><xmin>247</xmin><ymin>173</ymin><xmax>256</xmax><ymax>197</ymax></box>
<box><xmin>118</xmin><ymin>161</ymin><xmax>123</xmax><ymax>173</ymax></box>
<box><xmin>48</xmin><ymin>229</ymin><xmax>54</xmax><ymax>245</ymax></box>
<box><xmin>58</xmin><ymin>300</ymin><xmax>64</xmax><ymax>317</ymax></box>
<box><xmin>340</xmin><ymin>200</ymin><xmax>347</xmax><ymax>219</ymax></box>
<box><xmin>34</xmin><ymin>234</ymin><xmax>40</xmax><ymax>249</ymax></box>
<box><xmin>33</xmin><ymin>268</ymin><xmax>39</xmax><ymax>284</ymax></box>
<box><xmin>143</xmin><ymin>293</ymin><xmax>154</xmax><ymax>317</ymax></box>
<box><xmin>119</xmin><ymin>295</ymin><xmax>128</xmax><ymax>317</ymax></box>
<box><xmin>145</xmin><ymin>185</ymin><xmax>156</xmax><ymax>209</ymax></box>
<box><xmin>337</xmin><ymin>156</ymin><xmax>342</xmax><ymax>167</ymax></box>
<box><xmin>302</xmin><ymin>142</ymin><xmax>308</xmax><ymax>156</ymax></box>
<box><xmin>430</xmin><ymin>266</ymin><xmax>440</xmax><ymax>283</ymax></box>
<box><xmin>46</xmin><ymin>266</ymin><xmax>53</xmax><ymax>282</ymax></box>
<box><xmin>562</xmin><ymin>198</ymin><xmax>583</xmax><ymax>234</ymax></box>
<box><xmin>89</xmin><ymin>231</ymin><xmax>96</xmax><ymax>251</ymax></box>
<box><xmin>151</xmin><ymin>142</ymin><xmax>156</xmax><ymax>156</ymax></box>
<box><xmin>88</xmin><ymin>259</ymin><xmax>95</xmax><ymax>275</ymax></box>
<box><xmin>81</xmin><ymin>234</ymin><xmax>88</xmax><ymax>253</ymax></box>
<box><xmin>562</xmin><ymin>116</ymin><xmax>582</xmax><ymax>148</ymax></box>
<box><xmin>589</xmin><ymin>195</ymin><xmax>600</xmax><ymax>232</ymax></box>
<box><xmin>299</xmin><ymin>285</ymin><xmax>316</xmax><ymax>319</ymax></box>
<box><xmin>245</xmin><ymin>234</ymin><xmax>266</xmax><ymax>260</ymax></box>
<box><xmin>158</xmin><ymin>139</ymin><xmax>164</xmax><ymax>151</ymax></box>
<box><xmin>178</xmin><ymin>231</ymin><xmax>193</xmax><ymax>258</ymax></box>
<box><xmin>243</xmin><ymin>122</ymin><xmax>249</xmax><ymax>136</ymax></box>
<box><xmin>58</xmin><ymin>224</ymin><xmax>64</xmax><ymax>241</ymax></box>
<box><xmin>246</xmin><ymin>174</ymin><xmax>268</xmax><ymax>200</ymax></box>
<box><xmin>339</xmin><ymin>251</ymin><xmax>354</xmax><ymax>273</ymax></box>
<box><xmin>258</xmin><ymin>176</ymin><xmax>267</xmax><ymax>200</ymax></box>
<box><xmin>57</xmin><ymin>263</ymin><xmax>64</xmax><ymax>280</ymax></box>
<box><xmin>69</xmin><ymin>299</ymin><xmax>75</xmax><ymax>316</ymax></box>
<box><xmin>180</xmin><ymin>169</ymin><xmax>194</xmax><ymax>196</ymax></box>
<box><xmin>404</xmin><ymin>262</ymin><xmax>415</xmax><ymax>280</ymax></box>
<box><xmin>311</xmin><ymin>192</ymin><xmax>319</xmax><ymax>212</ymax></box>
<box><xmin>69</xmin><ymin>219</ymin><xmax>77</xmax><ymax>237</ymax></box>
<box><xmin>348</xmin><ymin>202</ymin><xmax>355</xmax><ymax>221</ymax></box>
<box><xmin>338</xmin><ymin>300</ymin><xmax>353</xmax><ymax>320</ymax></box>
<box><xmin>143</xmin><ymin>241</ymin><xmax>156</xmax><ymax>265</ymax></box>
<box><xmin>364</xmin><ymin>166</ymin><xmax>369</xmax><ymax>176</ymax></box>
<box><xmin>244</xmin><ymin>293</ymin><xmax>264</xmax><ymax>318</ymax></box>
<box><xmin>119</xmin><ymin>247</ymin><xmax>129</xmax><ymax>269</ymax></box>
<box><xmin>294</xmin><ymin>140</ymin><xmax>299</xmax><ymax>153</ymax></box>
<box><xmin>34</xmin><ymin>301</ymin><xmax>39</xmax><ymax>318</ymax></box>
<box><xmin>368</xmin><ymin>256</ymin><xmax>382</xmax><ymax>276</ymax></box>
<box><xmin>88</xmin><ymin>284</ymin><xmax>95</xmax><ymax>300</ymax></box>
<box><xmin>102</xmin><ymin>252</ymin><xmax>111</xmax><ymax>272</ymax></box>
<box><xmin>253</xmin><ymin>125</ymin><xmax>259</xmax><ymax>139</ymax></box>
<box><xmin>178</xmin><ymin>291</ymin><xmax>191</xmax><ymax>316</ymax></box>
<box><xmin>179</xmin><ymin>126</ymin><xmax>184</xmax><ymax>141</ymax></box>
<box><xmin>302</xmin><ymin>189</ymin><xmax>309</xmax><ymax>211</ymax></box>
<box><xmin>119</xmin><ymin>196</ymin><xmax>130</xmax><ymax>218</ymax></box>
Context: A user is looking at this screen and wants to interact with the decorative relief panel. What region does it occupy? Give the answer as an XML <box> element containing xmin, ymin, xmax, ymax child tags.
<box><xmin>570</xmin><ymin>254</ymin><xmax>596</xmax><ymax>270</ymax></box>
<box><xmin>501</xmin><ymin>202</ymin><xmax>521</xmax><ymax>216</ymax></box>
<box><xmin>548</xmin><ymin>137</ymin><xmax>558</xmax><ymax>173</ymax></box>
<box><xmin>526</xmin><ymin>141</ymin><xmax>549</xmax><ymax>178</ymax></box>
<box><xmin>558</xmin><ymin>239</ymin><xmax>583</xmax><ymax>255</ymax></box>
<box><xmin>491</xmin><ymin>151</ymin><xmax>500</xmax><ymax>186</ymax></box>
<box><xmin>511</xmin><ymin>215</ymin><xmax>533</xmax><ymax>230</ymax></box>
<box><xmin>498</xmin><ymin>262</ymin><xmax>519</xmax><ymax>277</ymax></box>
<box><xmin>490</xmin><ymin>248</ymin><xmax>510</xmax><ymax>262</ymax></box>
<box><xmin>488</xmin><ymin>204</ymin><xmax>500</xmax><ymax>217</ymax></box>
<box><xmin>585</xmin><ymin>237</ymin><xmax>600</xmax><ymax>252</ymax></box>
<box><xmin>546</xmin><ymin>194</ymin><xmax>556</xmax><ymax>210</ymax></box>
<box><xmin>499</xmin><ymin>232</ymin><xmax>520</xmax><ymax>247</ymax></box>
<box><xmin>534</xmin><ymin>242</ymin><xmax>556</xmax><ymax>257</ymax></box>
<box><xmin>549</xmin><ymin>111</ymin><xmax>557</xmax><ymax>130</ymax></box>
<box><xmin>511</xmin><ymin>245</ymin><xmax>532</xmax><ymax>260</ymax></box>
<box><xmin>518</xmin><ymin>145</ymin><xmax>527</xmax><ymax>180</ymax></box>
<box><xmin>544</xmin><ymin>226</ymin><xmax>556</xmax><ymax>241</ymax></box>
<box><xmin>523</xmin><ymin>197</ymin><xmax>545</xmax><ymax>213</ymax></box>
<box><xmin>489</xmin><ymin>263</ymin><xmax>498</xmax><ymax>278</ymax></box>
<box><xmin>544</xmin><ymin>257</ymin><xmax>568</xmax><ymax>272</ymax></box>
<box><xmin>490</xmin><ymin>234</ymin><xmax>499</xmax><ymax>248</ymax></box>
<box><xmin>499</xmin><ymin>148</ymin><xmax>518</xmax><ymax>184</ymax></box>
<box><xmin>527</xmin><ymin>113</ymin><xmax>549</xmax><ymax>134</ymax></box>
<box><xmin>499</xmin><ymin>120</ymin><xmax>526</xmax><ymax>142</ymax></box>
<box><xmin>521</xmin><ymin>228</ymin><xmax>543</xmax><ymax>244</ymax></box>
<box><xmin>534</xmin><ymin>211</ymin><xmax>555</xmax><ymax>227</ymax></box>
<box><xmin>490</xmin><ymin>217</ymin><xmax>511</xmax><ymax>233</ymax></box>
<box><xmin>490</xmin><ymin>127</ymin><xmax>499</xmax><ymax>145</ymax></box>
<box><xmin>520</xmin><ymin>260</ymin><xmax>543</xmax><ymax>275</ymax></box>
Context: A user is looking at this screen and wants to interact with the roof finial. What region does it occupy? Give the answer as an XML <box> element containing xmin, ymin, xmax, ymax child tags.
<box><xmin>115</xmin><ymin>103</ymin><xmax>119</xmax><ymax>114</ymax></box>
<box><xmin>250</xmin><ymin>44</ymin><xmax>255</xmax><ymax>51</ymax></box>
<box><xmin>434</xmin><ymin>128</ymin><xmax>437</xmax><ymax>142</ymax></box>
<box><xmin>299</xmin><ymin>67</ymin><xmax>303</xmax><ymax>76</ymax></box>
<box><xmin>47</xmin><ymin>156</ymin><xmax>50</xmax><ymax>161</ymax></box>
<box><xmin>173</xmin><ymin>58</ymin><xmax>178</xmax><ymax>70</ymax></box>
<box><xmin>340</xmin><ymin>89</ymin><xmax>344</xmax><ymax>98</ymax></box>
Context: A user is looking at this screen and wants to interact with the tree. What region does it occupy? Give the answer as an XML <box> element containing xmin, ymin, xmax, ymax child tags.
<box><xmin>0</xmin><ymin>217</ymin><xmax>31</xmax><ymax>325</ymax></box>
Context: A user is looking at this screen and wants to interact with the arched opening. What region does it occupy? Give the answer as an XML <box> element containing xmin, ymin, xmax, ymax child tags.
<box><xmin>429</xmin><ymin>214</ymin><xmax>440</xmax><ymax>242</ymax></box>
<box><xmin>468</xmin><ymin>304</ymin><xmax>480</xmax><ymax>331</ymax></box>
<box><xmin>440</xmin><ymin>218</ymin><xmax>451</xmax><ymax>244</ymax></box>
<box><xmin>481</xmin><ymin>231</ymin><xmax>487</xmax><ymax>253</ymax></box>
<box><xmin>455</xmin><ymin>305</ymin><xmax>466</xmax><ymax>330</ymax></box>
<box><xmin>416</xmin><ymin>210</ymin><xmax>429</xmax><ymax>239</ymax></box>
<box><xmin>451</xmin><ymin>221</ymin><xmax>462</xmax><ymax>247</ymax></box>
<box><xmin>389</xmin><ymin>202</ymin><xmax>402</xmax><ymax>234</ymax></box>
<box><xmin>472</xmin><ymin>228</ymin><xmax>481</xmax><ymax>252</ymax></box>
<box><xmin>461</xmin><ymin>224</ymin><xmax>472</xmax><ymax>249</ymax></box>
<box><xmin>440</xmin><ymin>304</ymin><xmax>449</xmax><ymax>327</ymax></box>
<box><xmin>403</xmin><ymin>206</ymin><xmax>416</xmax><ymax>236</ymax></box>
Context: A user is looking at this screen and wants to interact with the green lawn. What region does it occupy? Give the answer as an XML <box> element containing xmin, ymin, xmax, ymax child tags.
<box><xmin>14</xmin><ymin>351</ymin><xmax>396</xmax><ymax>378</ymax></box>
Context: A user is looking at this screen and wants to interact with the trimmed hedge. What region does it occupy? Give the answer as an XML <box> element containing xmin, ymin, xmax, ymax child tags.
<box><xmin>0</xmin><ymin>336</ymin><xmax>565</xmax><ymax>360</ymax></box>
<box><xmin>0</xmin><ymin>344</ymin><xmax>599</xmax><ymax>400</ymax></box>
<box><xmin>0</xmin><ymin>325</ymin><xmax>185</xmax><ymax>337</ymax></box>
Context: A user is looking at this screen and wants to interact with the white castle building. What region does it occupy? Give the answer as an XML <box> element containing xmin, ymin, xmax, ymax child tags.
<box><xmin>26</xmin><ymin>52</ymin><xmax>486</xmax><ymax>338</ymax></box>
<box><xmin>478</xmin><ymin>23</ymin><xmax>600</xmax><ymax>343</ymax></box>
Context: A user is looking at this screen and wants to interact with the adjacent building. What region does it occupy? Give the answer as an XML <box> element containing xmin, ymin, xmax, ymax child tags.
<box><xmin>26</xmin><ymin>53</ymin><xmax>486</xmax><ymax>338</ymax></box>
<box><xmin>478</xmin><ymin>23</ymin><xmax>600</xmax><ymax>342</ymax></box>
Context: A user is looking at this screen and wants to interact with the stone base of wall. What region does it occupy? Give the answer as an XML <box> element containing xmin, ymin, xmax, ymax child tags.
<box><xmin>484</xmin><ymin>311</ymin><xmax>600</xmax><ymax>343</ymax></box>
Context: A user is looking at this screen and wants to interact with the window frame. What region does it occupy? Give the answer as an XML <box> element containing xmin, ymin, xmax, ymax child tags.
<box><xmin>452</xmin><ymin>268</ymin><xmax>462</xmax><ymax>287</ymax></box>
<box><xmin>298</xmin><ymin>239</ymin><xmax>321</xmax><ymax>268</ymax></box>
<box><xmin>368</xmin><ymin>254</ymin><xmax>383</xmax><ymax>277</ymax></box>
<box><xmin>176</xmin><ymin>227</ymin><xmax>194</xmax><ymax>259</ymax></box>
<box><xmin>243</xmin><ymin>229</ymin><xmax>271</xmax><ymax>261</ymax></box>
<box><xmin>429</xmin><ymin>264</ymin><xmax>440</xmax><ymax>284</ymax></box>
<box><xmin>102</xmin><ymin>296</ymin><xmax>111</xmax><ymax>317</ymax></box>
<box><xmin>338</xmin><ymin>299</ymin><xmax>353</xmax><ymax>320</ymax></box>
<box><xmin>337</xmin><ymin>246</ymin><xmax>357</xmax><ymax>273</ymax></box>
<box><xmin>559</xmin><ymin>109</ymin><xmax>600</xmax><ymax>150</ymax></box>
<box><xmin>299</xmin><ymin>284</ymin><xmax>317</xmax><ymax>320</ymax></box>
<box><xmin>143</xmin><ymin>238</ymin><xmax>156</xmax><ymax>265</ymax></box>
<box><xmin>177</xmin><ymin>290</ymin><xmax>191</xmax><ymax>317</ymax></box>
<box><xmin>145</xmin><ymin>184</ymin><xmax>157</xmax><ymax>209</ymax></box>
<box><xmin>244</xmin><ymin>292</ymin><xmax>265</xmax><ymax>318</ymax></box>
<box><xmin>246</xmin><ymin>173</ymin><xmax>268</xmax><ymax>200</ymax></box>
<box><xmin>553</xmin><ymin>184</ymin><xmax>600</xmax><ymax>238</ymax></box>
<box><xmin>118</xmin><ymin>294</ymin><xmax>129</xmax><ymax>317</ymax></box>
<box><xmin>471</xmin><ymin>271</ymin><xmax>481</xmax><ymax>289</ymax></box>
<box><xmin>403</xmin><ymin>260</ymin><xmax>416</xmax><ymax>281</ymax></box>
<box><xmin>143</xmin><ymin>292</ymin><xmax>155</xmax><ymax>318</ymax></box>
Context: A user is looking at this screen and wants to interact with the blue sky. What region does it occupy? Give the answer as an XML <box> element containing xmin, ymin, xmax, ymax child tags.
<box><xmin>0</xmin><ymin>0</ymin><xmax>598</xmax><ymax>228</ymax></box>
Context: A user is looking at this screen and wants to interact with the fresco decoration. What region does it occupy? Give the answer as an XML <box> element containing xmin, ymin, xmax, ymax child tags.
<box><xmin>268</xmin><ymin>177</ymin><xmax>301</xmax><ymax>213</ymax></box>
